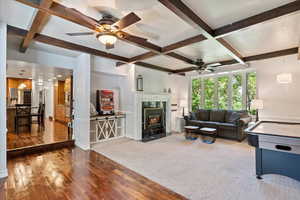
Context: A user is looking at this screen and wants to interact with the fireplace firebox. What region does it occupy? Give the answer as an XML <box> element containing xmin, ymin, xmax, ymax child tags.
<box><xmin>142</xmin><ymin>101</ymin><xmax>166</xmax><ymax>142</ymax></box>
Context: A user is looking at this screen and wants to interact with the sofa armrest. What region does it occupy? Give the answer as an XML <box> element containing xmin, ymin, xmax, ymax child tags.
<box><xmin>238</xmin><ymin>117</ymin><xmax>252</xmax><ymax>127</ymax></box>
<box><xmin>184</xmin><ymin>115</ymin><xmax>191</xmax><ymax>121</ymax></box>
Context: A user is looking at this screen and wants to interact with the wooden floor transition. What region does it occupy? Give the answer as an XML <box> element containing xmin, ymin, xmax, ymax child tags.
<box><xmin>1</xmin><ymin>147</ymin><xmax>187</xmax><ymax>200</ymax></box>
<box><xmin>7</xmin><ymin>119</ymin><xmax>69</xmax><ymax>150</ymax></box>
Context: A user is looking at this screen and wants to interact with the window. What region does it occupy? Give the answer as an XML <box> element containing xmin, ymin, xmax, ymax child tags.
<box><xmin>247</xmin><ymin>72</ymin><xmax>257</xmax><ymax>115</ymax></box>
<box><xmin>191</xmin><ymin>78</ymin><xmax>201</xmax><ymax>111</ymax></box>
<box><xmin>191</xmin><ymin>70</ymin><xmax>256</xmax><ymax>112</ymax></box>
<box><xmin>217</xmin><ymin>76</ymin><xmax>229</xmax><ymax>109</ymax></box>
<box><xmin>232</xmin><ymin>74</ymin><xmax>243</xmax><ymax>110</ymax></box>
<box><xmin>204</xmin><ymin>78</ymin><xmax>215</xmax><ymax>109</ymax></box>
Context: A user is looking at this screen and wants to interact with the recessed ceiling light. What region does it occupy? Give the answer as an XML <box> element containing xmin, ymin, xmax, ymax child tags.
<box><xmin>57</xmin><ymin>74</ymin><xmax>62</xmax><ymax>78</ymax></box>
<box><xmin>52</xmin><ymin>77</ymin><xmax>57</xmax><ymax>80</ymax></box>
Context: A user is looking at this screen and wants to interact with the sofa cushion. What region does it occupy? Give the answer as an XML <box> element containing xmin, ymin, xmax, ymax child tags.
<box><xmin>210</xmin><ymin>109</ymin><xmax>226</xmax><ymax>122</ymax></box>
<box><xmin>218</xmin><ymin>122</ymin><xmax>237</xmax><ymax>129</ymax></box>
<box><xmin>225</xmin><ymin>111</ymin><xmax>243</xmax><ymax>123</ymax></box>
<box><xmin>195</xmin><ymin>109</ymin><xmax>210</xmax><ymax>121</ymax></box>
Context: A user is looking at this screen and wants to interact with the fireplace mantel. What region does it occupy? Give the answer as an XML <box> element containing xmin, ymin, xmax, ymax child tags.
<box><xmin>128</xmin><ymin>92</ymin><xmax>171</xmax><ymax>140</ymax></box>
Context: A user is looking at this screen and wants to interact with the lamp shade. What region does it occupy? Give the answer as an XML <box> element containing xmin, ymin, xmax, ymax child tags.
<box><xmin>277</xmin><ymin>73</ymin><xmax>292</xmax><ymax>84</ymax></box>
<box><xmin>251</xmin><ymin>99</ymin><xmax>264</xmax><ymax>110</ymax></box>
<box><xmin>179</xmin><ymin>99</ymin><xmax>187</xmax><ymax>107</ymax></box>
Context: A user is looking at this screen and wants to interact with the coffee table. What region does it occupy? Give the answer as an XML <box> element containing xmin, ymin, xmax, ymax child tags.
<box><xmin>200</xmin><ymin>127</ymin><xmax>217</xmax><ymax>144</ymax></box>
<box><xmin>184</xmin><ymin>126</ymin><xmax>199</xmax><ymax>140</ymax></box>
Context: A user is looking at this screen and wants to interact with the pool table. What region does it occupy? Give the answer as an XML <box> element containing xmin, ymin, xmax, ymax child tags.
<box><xmin>245</xmin><ymin>121</ymin><xmax>300</xmax><ymax>181</ymax></box>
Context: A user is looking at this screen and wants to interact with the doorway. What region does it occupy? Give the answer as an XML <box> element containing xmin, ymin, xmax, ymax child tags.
<box><xmin>6</xmin><ymin>60</ymin><xmax>73</xmax><ymax>150</ymax></box>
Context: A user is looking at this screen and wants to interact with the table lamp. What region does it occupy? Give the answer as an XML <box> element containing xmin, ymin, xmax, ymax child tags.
<box><xmin>179</xmin><ymin>99</ymin><xmax>187</xmax><ymax>117</ymax></box>
<box><xmin>251</xmin><ymin>99</ymin><xmax>264</xmax><ymax>122</ymax></box>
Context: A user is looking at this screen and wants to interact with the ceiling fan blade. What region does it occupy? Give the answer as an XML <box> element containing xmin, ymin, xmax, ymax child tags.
<box><xmin>66</xmin><ymin>32</ymin><xmax>94</xmax><ymax>36</ymax></box>
<box><xmin>205</xmin><ymin>62</ymin><xmax>222</xmax><ymax>68</ymax></box>
<box><xmin>113</xmin><ymin>12</ymin><xmax>141</xmax><ymax>30</ymax></box>
<box><xmin>66</xmin><ymin>8</ymin><xmax>100</xmax><ymax>30</ymax></box>
<box><xmin>117</xmin><ymin>31</ymin><xmax>148</xmax><ymax>43</ymax></box>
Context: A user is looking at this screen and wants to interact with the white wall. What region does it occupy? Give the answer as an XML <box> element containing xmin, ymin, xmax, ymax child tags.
<box><xmin>135</xmin><ymin>67</ymin><xmax>189</xmax><ymax>104</ymax></box>
<box><xmin>246</xmin><ymin>55</ymin><xmax>300</xmax><ymax>122</ymax></box>
<box><xmin>0</xmin><ymin>22</ymin><xmax>8</xmax><ymax>178</ymax></box>
<box><xmin>44</xmin><ymin>81</ymin><xmax>54</xmax><ymax>118</ymax></box>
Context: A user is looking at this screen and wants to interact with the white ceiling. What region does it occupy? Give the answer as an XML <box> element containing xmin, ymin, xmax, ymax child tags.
<box><xmin>7</xmin><ymin>60</ymin><xmax>73</xmax><ymax>82</ymax></box>
<box><xmin>2</xmin><ymin>0</ymin><xmax>300</xmax><ymax>70</ymax></box>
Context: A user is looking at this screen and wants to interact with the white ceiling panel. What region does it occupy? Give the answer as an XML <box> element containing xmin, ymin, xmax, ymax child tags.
<box><xmin>224</xmin><ymin>13</ymin><xmax>300</xmax><ymax>57</ymax></box>
<box><xmin>174</xmin><ymin>39</ymin><xmax>233</xmax><ymax>63</ymax></box>
<box><xmin>181</xmin><ymin>0</ymin><xmax>295</xmax><ymax>29</ymax></box>
<box><xmin>7</xmin><ymin>60</ymin><xmax>72</xmax><ymax>81</ymax></box>
<box><xmin>1</xmin><ymin>0</ymin><xmax>35</xmax><ymax>30</ymax></box>
<box><xmin>144</xmin><ymin>55</ymin><xmax>192</xmax><ymax>70</ymax></box>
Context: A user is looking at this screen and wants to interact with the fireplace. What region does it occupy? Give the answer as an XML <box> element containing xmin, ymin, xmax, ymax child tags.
<box><xmin>142</xmin><ymin>102</ymin><xmax>166</xmax><ymax>142</ymax></box>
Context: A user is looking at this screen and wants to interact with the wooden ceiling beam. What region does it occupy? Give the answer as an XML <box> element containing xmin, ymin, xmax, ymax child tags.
<box><xmin>135</xmin><ymin>62</ymin><xmax>174</xmax><ymax>73</ymax></box>
<box><xmin>130</xmin><ymin>34</ymin><xmax>206</xmax><ymax>64</ymax></box>
<box><xmin>8</xmin><ymin>25</ymin><xmax>181</xmax><ymax>74</ymax></box>
<box><xmin>172</xmin><ymin>47</ymin><xmax>299</xmax><ymax>73</ymax></box>
<box><xmin>162</xmin><ymin>34</ymin><xmax>206</xmax><ymax>53</ymax></box>
<box><xmin>214</xmin><ymin>1</ymin><xmax>300</xmax><ymax>38</ymax></box>
<box><xmin>16</xmin><ymin>0</ymin><xmax>162</xmax><ymax>53</ymax></box>
<box><xmin>8</xmin><ymin>25</ymin><xmax>129</xmax><ymax>62</ymax></box>
<box><xmin>158</xmin><ymin>0</ymin><xmax>245</xmax><ymax>65</ymax></box>
<box><xmin>165</xmin><ymin>52</ymin><xmax>194</xmax><ymax>64</ymax></box>
<box><xmin>19</xmin><ymin>0</ymin><xmax>53</xmax><ymax>53</ymax></box>
<box><xmin>129</xmin><ymin>52</ymin><xmax>159</xmax><ymax>62</ymax></box>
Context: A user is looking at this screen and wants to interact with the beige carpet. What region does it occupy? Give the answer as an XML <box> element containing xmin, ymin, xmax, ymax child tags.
<box><xmin>92</xmin><ymin>134</ymin><xmax>300</xmax><ymax>200</ymax></box>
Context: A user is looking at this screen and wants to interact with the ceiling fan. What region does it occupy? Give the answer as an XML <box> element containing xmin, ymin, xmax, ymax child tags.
<box><xmin>191</xmin><ymin>59</ymin><xmax>221</xmax><ymax>74</ymax></box>
<box><xmin>66</xmin><ymin>11</ymin><xmax>147</xmax><ymax>50</ymax></box>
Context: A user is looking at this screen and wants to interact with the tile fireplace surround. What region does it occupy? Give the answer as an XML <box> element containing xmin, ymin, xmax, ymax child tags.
<box><xmin>127</xmin><ymin>92</ymin><xmax>171</xmax><ymax>141</ymax></box>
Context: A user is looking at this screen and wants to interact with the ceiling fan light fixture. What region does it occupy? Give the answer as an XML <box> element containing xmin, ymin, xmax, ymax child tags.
<box><xmin>97</xmin><ymin>33</ymin><xmax>117</xmax><ymax>46</ymax></box>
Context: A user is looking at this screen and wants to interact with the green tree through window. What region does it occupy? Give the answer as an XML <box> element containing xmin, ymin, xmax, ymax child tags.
<box><xmin>247</xmin><ymin>72</ymin><xmax>257</xmax><ymax>115</ymax></box>
<box><xmin>192</xmin><ymin>78</ymin><xmax>201</xmax><ymax>111</ymax></box>
<box><xmin>204</xmin><ymin>78</ymin><xmax>215</xmax><ymax>109</ymax></box>
<box><xmin>232</xmin><ymin>74</ymin><xmax>243</xmax><ymax>110</ymax></box>
<box><xmin>218</xmin><ymin>76</ymin><xmax>229</xmax><ymax>109</ymax></box>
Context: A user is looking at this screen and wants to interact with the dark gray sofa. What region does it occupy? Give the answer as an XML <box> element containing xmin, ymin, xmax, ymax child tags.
<box><xmin>184</xmin><ymin>109</ymin><xmax>251</xmax><ymax>142</ymax></box>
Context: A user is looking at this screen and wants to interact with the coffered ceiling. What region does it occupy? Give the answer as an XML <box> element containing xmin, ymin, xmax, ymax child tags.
<box><xmin>2</xmin><ymin>0</ymin><xmax>300</xmax><ymax>74</ymax></box>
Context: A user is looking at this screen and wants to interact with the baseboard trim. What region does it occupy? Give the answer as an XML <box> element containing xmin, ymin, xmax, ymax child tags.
<box><xmin>7</xmin><ymin>140</ymin><xmax>75</xmax><ymax>159</ymax></box>
<box><xmin>75</xmin><ymin>141</ymin><xmax>90</xmax><ymax>151</ymax></box>
<box><xmin>0</xmin><ymin>169</ymin><xmax>8</xmax><ymax>179</ymax></box>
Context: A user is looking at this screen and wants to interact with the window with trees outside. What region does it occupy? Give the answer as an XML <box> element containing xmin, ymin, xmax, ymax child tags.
<box><xmin>247</xmin><ymin>72</ymin><xmax>257</xmax><ymax>115</ymax></box>
<box><xmin>204</xmin><ymin>78</ymin><xmax>215</xmax><ymax>109</ymax></box>
<box><xmin>232</xmin><ymin>74</ymin><xmax>243</xmax><ymax>110</ymax></box>
<box><xmin>191</xmin><ymin>70</ymin><xmax>256</xmax><ymax>112</ymax></box>
<box><xmin>192</xmin><ymin>78</ymin><xmax>201</xmax><ymax>111</ymax></box>
<box><xmin>217</xmin><ymin>76</ymin><xmax>229</xmax><ymax>109</ymax></box>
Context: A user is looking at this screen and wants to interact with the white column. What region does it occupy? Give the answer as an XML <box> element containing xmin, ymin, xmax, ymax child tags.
<box><xmin>73</xmin><ymin>54</ymin><xmax>91</xmax><ymax>150</ymax></box>
<box><xmin>0</xmin><ymin>22</ymin><xmax>8</xmax><ymax>178</ymax></box>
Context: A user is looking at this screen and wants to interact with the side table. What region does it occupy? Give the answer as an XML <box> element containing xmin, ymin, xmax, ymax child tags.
<box><xmin>184</xmin><ymin>126</ymin><xmax>199</xmax><ymax>140</ymax></box>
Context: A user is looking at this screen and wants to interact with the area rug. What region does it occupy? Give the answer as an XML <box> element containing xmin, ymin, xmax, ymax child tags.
<box><xmin>92</xmin><ymin>134</ymin><xmax>300</xmax><ymax>200</ymax></box>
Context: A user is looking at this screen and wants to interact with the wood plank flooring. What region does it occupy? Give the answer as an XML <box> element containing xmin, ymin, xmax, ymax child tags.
<box><xmin>7</xmin><ymin>120</ymin><xmax>69</xmax><ymax>150</ymax></box>
<box><xmin>1</xmin><ymin>147</ymin><xmax>187</xmax><ymax>200</ymax></box>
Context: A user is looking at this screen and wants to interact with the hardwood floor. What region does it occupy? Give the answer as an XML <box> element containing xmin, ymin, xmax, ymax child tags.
<box><xmin>1</xmin><ymin>147</ymin><xmax>187</xmax><ymax>200</ymax></box>
<box><xmin>7</xmin><ymin>119</ymin><xmax>69</xmax><ymax>150</ymax></box>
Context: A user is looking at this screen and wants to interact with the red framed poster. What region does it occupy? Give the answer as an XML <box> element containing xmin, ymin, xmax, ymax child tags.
<box><xmin>96</xmin><ymin>90</ymin><xmax>115</xmax><ymax>115</ymax></box>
